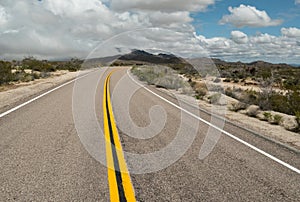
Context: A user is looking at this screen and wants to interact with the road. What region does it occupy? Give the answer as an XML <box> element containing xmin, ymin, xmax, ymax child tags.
<box><xmin>1</xmin><ymin>67</ymin><xmax>300</xmax><ymax>201</ymax></box>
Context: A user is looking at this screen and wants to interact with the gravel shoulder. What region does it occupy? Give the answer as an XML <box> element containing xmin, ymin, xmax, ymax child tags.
<box><xmin>0</xmin><ymin>70</ymin><xmax>90</xmax><ymax>113</ymax></box>
<box><xmin>154</xmin><ymin>86</ymin><xmax>300</xmax><ymax>152</ymax></box>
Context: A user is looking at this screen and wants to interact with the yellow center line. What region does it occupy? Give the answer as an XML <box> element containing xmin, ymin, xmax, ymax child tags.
<box><xmin>103</xmin><ymin>70</ymin><xmax>136</xmax><ymax>202</ymax></box>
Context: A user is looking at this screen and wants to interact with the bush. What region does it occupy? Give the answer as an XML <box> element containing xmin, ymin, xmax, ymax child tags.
<box><xmin>22</xmin><ymin>57</ymin><xmax>56</xmax><ymax>72</ymax></box>
<box><xmin>195</xmin><ymin>95</ymin><xmax>201</xmax><ymax>100</ymax></box>
<box><xmin>263</xmin><ymin>112</ymin><xmax>272</xmax><ymax>121</ymax></box>
<box><xmin>280</xmin><ymin>116</ymin><xmax>299</xmax><ymax>132</ymax></box>
<box><xmin>154</xmin><ymin>75</ymin><xmax>184</xmax><ymax>90</ymax></box>
<box><xmin>295</xmin><ymin>111</ymin><xmax>300</xmax><ymax>127</ymax></box>
<box><xmin>131</xmin><ymin>65</ymin><xmax>186</xmax><ymax>90</ymax></box>
<box><xmin>195</xmin><ymin>88</ymin><xmax>207</xmax><ymax>99</ymax></box>
<box><xmin>246</xmin><ymin>105</ymin><xmax>260</xmax><ymax>117</ymax></box>
<box><xmin>32</xmin><ymin>72</ymin><xmax>40</xmax><ymax>79</ymax></box>
<box><xmin>273</xmin><ymin>114</ymin><xmax>282</xmax><ymax>125</ymax></box>
<box><xmin>193</xmin><ymin>82</ymin><xmax>208</xmax><ymax>99</ymax></box>
<box><xmin>208</xmin><ymin>93</ymin><xmax>221</xmax><ymax>104</ymax></box>
<box><xmin>228</xmin><ymin>101</ymin><xmax>247</xmax><ymax>112</ymax></box>
<box><xmin>40</xmin><ymin>72</ymin><xmax>51</xmax><ymax>78</ymax></box>
<box><xmin>225</xmin><ymin>88</ymin><xmax>235</xmax><ymax>98</ymax></box>
<box><xmin>213</xmin><ymin>78</ymin><xmax>221</xmax><ymax>83</ymax></box>
<box><xmin>0</xmin><ymin>61</ymin><xmax>13</xmax><ymax>85</ymax></box>
<box><xmin>263</xmin><ymin>112</ymin><xmax>281</xmax><ymax>124</ymax></box>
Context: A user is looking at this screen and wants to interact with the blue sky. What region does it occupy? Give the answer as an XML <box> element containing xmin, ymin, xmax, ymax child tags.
<box><xmin>192</xmin><ymin>0</ymin><xmax>300</xmax><ymax>38</ymax></box>
<box><xmin>0</xmin><ymin>0</ymin><xmax>299</xmax><ymax>63</ymax></box>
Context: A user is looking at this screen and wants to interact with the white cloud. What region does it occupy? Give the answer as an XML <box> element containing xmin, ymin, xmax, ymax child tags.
<box><xmin>231</xmin><ymin>31</ymin><xmax>248</xmax><ymax>44</ymax></box>
<box><xmin>251</xmin><ymin>33</ymin><xmax>275</xmax><ymax>44</ymax></box>
<box><xmin>0</xmin><ymin>0</ymin><xmax>152</xmax><ymax>59</ymax></box>
<box><xmin>0</xmin><ymin>1</ymin><xmax>299</xmax><ymax>64</ymax></box>
<box><xmin>194</xmin><ymin>30</ymin><xmax>300</xmax><ymax>63</ymax></box>
<box><xmin>0</xmin><ymin>0</ymin><xmax>209</xmax><ymax>60</ymax></box>
<box><xmin>0</xmin><ymin>5</ymin><xmax>9</xmax><ymax>26</ymax></box>
<box><xmin>219</xmin><ymin>4</ymin><xmax>283</xmax><ymax>28</ymax></box>
<box><xmin>146</xmin><ymin>11</ymin><xmax>192</xmax><ymax>26</ymax></box>
<box><xmin>111</xmin><ymin>0</ymin><xmax>215</xmax><ymax>12</ymax></box>
<box><xmin>281</xmin><ymin>27</ymin><xmax>300</xmax><ymax>38</ymax></box>
<box><xmin>296</xmin><ymin>0</ymin><xmax>300</xmax><ymax>5</ymax></box>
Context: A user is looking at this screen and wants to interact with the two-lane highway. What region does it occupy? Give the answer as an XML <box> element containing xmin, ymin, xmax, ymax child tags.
<box><xmin>1</xmin><ymin>67</ymin><xmax>300</xmax><ymax>201</ymax></box>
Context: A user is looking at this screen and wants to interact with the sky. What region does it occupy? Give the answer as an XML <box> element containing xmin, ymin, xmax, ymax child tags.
<box><xmin>0</xmin><ymin>0</ymin><xmax>299</xmax><ymax>63</ymax></box>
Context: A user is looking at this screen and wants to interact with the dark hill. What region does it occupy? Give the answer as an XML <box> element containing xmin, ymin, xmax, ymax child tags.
<box><xmin>118</xmin><ymin>50</ymin><xmax>182</xmax><ymax>64</ymax></box>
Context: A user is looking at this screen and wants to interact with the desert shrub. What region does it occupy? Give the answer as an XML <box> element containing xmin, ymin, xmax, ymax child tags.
<box><xmin>12</xmin><ymin>71</ymin><xmax>25</xmax><ymax>82</ymax></box>
<box><xmin>213</xmin><ymin>78</ymin><xmax>221</xmax><ymax>83</ymax></box>
<box><xmin>11</xmin><ymin>71</ymin><xmax>35</xmax><ymax>82</ymax></box>
<box><xmin>236</xmin><ymin>90</ymin><xmax>259</xmax><ymax>106</ymax></box>
<box><xmin>131</xmin><ymin>65</ymin><xmax>186</xmax><ymax>90</ymax></box>
<box><xmin>223</xmin><ymin>78</ymin><xmax>231</xmax><ymax>82</ymax></box>
<box><xmin>295</xmin><ymin>111</ymin><xmax>300</xmax><ymax>127</ymax></box>
<box><xmin>246</xmin><ymin>105</ymin><xmax>260</xmax><ymax>117</ymax></box>
<box><xmin>209</xmin><ymin>93</ymin><xmax>221</xmax><ymax>104</ymax></box>
<box><xmin>195</xmin><ymin>95</ymin><xmax>201</xmax><ymax>100</ymax></box>
<box><xmin>0</xmin><ymin>61</ymin><xmax>13</xmax><ymax>85</ymax></box>
<box><xmin>225</xmin><ymin>88</ymin><xmax>234</xmax><ymax>98</ymax></box>
<box><xmin>32</xmin><ymin>72</ymin><xmax>40</xmax><ymax>79</ymax></box>
<box><xmin>154</xmin><ymin>75</ymin><xmax>184</xmax><ymax>90</ymax></box>
<box><xmin>267</xmin><ymin>93</ymin><xmax>289</xmax><ymax>114</ymax></box>
<box><xmin>68</xmin><ymin>66</ymin><xmax>79</xmax><ymax>72</ymax></box>
<box><xmin>192</xmin><ymin>82</ymin><xmax>208</xmax><ymax>99</ymax></box>
<box><xmin>229</xmin><ymin>101</ymin><xmax>247</xmax><ymax>112</ymax></box>
<box><xmin>193</xmin><ymin>82</ymin><xmax>207</xmax><ymax>93</ymax></box>
<box><xmin>255</xmin><ymin>90</ymin><xmax>299</xmax><ymax>116</ymax></box>
<box><xmin>40</xmin><ymin>72</ymin><xmax>51</xmax><ymax>78</ymax></box>
<box><xmin>181</xmin><ymin>86</ymin><xmax>194</xmax><ymax>95</ymax></box>
<box><xmin>21</xmin><ymin>74</ymin><xmax>34</xmax><ymax>82</ymax></box>
<box><xmin>263</xmin><ymin>112</ymin><xmax>273</xmax><ymax>122</ymax></box>
<box><xmin>189</xmin><ymin>80</ymin><xmax>197</xmax><ymax>88</ymax></box>
<box><xmin>273</xmin><ymin>114</ymin><xmax>283</xmax><ymax>125</ymax></box>
<box><xmin>286</xmin><ymin>91</ymin><xmax>300</xmax><ymax>116</ymax></box>
<box><xmin>207</xmin><ymin>84</ymin><xmax>223</xmax><ymax>92</ymax></box>
<box><xmin>22</xmin><ymin>57</ymin><xmax>56</xmax><ymax>72</ymax></box>
<box><xmin>237</xmin><ymin>89</ymin><xmax>298</xmax><ymax>116</ymax></box>
<box><xmin>195</xmin><ymin>88</ymin><xmax>207</xmax><ymax>99</ymax></box>
<box><xmin>58</xmin><ymin>58</ymin><xmax>82</xmax><ymax>72</ymax></box>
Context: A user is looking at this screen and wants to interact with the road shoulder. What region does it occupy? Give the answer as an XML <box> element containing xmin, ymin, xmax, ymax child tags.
<box><xmin>0</xmin><ymin>70</ymin><xmax>86</xmax><ymax>114</ymax></box>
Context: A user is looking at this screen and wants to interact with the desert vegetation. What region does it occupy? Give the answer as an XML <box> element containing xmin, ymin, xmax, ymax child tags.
<box><xmin>0</xmin><ymin>57</ymin><xmax>82</xmax><ymax>86</ymax></box>
<box><xmin>128</xmin><ymin>51</ymin><xmax>300</xmax><ymax>133</ymax></box>
<box><xmin>131</xmin><ymin>65</ymin><xmax>191</xmax><ymax>92</ymax></box>
<box><xmin>187</xmin><ymin>60</ymin><xmax>300</xmax><ymax>132</ymax></box>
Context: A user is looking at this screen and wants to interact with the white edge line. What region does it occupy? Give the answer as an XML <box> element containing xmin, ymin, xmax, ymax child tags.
<box><xmin>0</xmin><ymin>70</ymin><xmax>94</xmax><ymax>118</ymax></box>
<box><xmin>127</xmin><ymin>69</ymin><xmax>300</xmax><ymax>175</ymax></box>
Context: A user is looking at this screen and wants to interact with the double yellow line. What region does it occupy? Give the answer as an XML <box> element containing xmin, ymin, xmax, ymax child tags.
<box><xmin>103</xmin><ymin>70</ymin><xmax>136</xmax><ymax>202</ymax></box>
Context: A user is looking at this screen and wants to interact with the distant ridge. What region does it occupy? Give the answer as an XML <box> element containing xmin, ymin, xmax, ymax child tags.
<box><xmin>118</xmin><ymin>49</ymin><xmax>182</xmax><ymax>64</ymax></box>
<box><xmin>289</xmin><ymin>64</ymin><xmax>300</xmax><ymax>68</ymax></box>
<box><xmin>85</xmin><ymin>49</ymin><xmax>298</xmax><ymax>72</ymax></box>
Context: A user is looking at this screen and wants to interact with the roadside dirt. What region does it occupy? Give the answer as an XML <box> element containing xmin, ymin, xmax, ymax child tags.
<box><xmin>158</xmin><ymin>87</ymin><xmax>300</xmax><ymax>151</ymax></box>
<box><xmin>0</xmin><ymin>70</ymin><xmax>84</xmax><ymax>112</ymax></box>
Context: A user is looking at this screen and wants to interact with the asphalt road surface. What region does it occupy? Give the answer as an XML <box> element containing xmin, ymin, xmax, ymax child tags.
<box><xmin>1</xmin><ymin>67</ymin><xmax>300</xmax><ymax>201</ymax></box>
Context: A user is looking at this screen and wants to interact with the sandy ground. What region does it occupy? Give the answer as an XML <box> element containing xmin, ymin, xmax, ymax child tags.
<box><xmin>0</xmin><ymin>70</ymin><xmax>91</xmax><ymax>112</ymax></box>
<box><xmin>158</xmin><ymin>87</ymin><xmax>300</xmax><ymax>151</ymax></box>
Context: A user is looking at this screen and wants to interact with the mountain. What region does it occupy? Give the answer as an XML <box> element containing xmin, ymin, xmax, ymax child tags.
<box><xmin>86</xmin><ymin>50</ymin><xmax>299</xmax><ymax>79</ymax></box>
<box><xmin>289</xmin><ymin>64</ymin><xmax>300</xmax><ymax>68</ymax></box>
<box><xmin>118</xmin><ymin>50</ymin><xmax>182</xmax><ymax>64</ymax></box>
